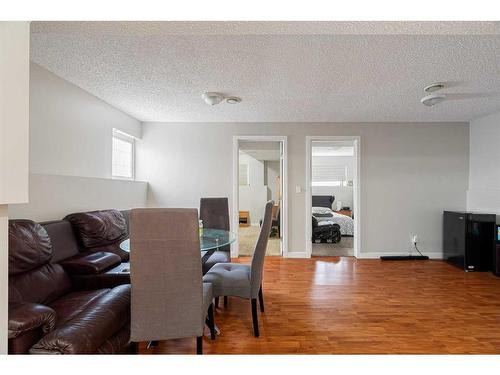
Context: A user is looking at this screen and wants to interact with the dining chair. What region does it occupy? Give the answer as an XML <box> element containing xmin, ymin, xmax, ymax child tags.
<box><xmin>203</xmin><ymin>200</ymin><xmax>274</xmax><ymax>337</ymax></box>
<box><xmin>199</xmin><ymin>197</ymin><xmax>231</xmax><ymax>275</ymax></box>
<box><xmin>129</xmin><ymin>208</ymin><xmax>215</xmax><ymax>354</ymax></box>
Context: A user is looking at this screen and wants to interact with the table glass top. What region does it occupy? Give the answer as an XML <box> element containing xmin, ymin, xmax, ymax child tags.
<box><xmin>119</xmin><ymin>228</ymin><xmax>236</xmax><ymax>252</ymax></box>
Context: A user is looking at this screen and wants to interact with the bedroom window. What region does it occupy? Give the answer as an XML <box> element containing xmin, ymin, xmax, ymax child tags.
<box><xmin>112</xmin><ymin>129</ymin><xmax>135</xmax><ymax>180</ymax></box>
<box><xmin>311</xmin><ymin>165</ymin><xmax>347</xmax><ymax>187</ymax></box>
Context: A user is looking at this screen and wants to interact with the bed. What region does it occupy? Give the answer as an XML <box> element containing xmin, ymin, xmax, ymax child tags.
<box><xmin>312</xmin><ymin>195</ymin><xmax>354</xmax><ymax>238</ymax></box>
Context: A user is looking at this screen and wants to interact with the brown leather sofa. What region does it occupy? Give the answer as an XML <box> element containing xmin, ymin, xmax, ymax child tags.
<box><xmin>8</xmin><ymin>210</ymin><xmax>132</xmax><ymax>354</ymax></box>
<box><xmin>43</xmin><ymin>210</ymin><xmax>131</xmax><ymax>289</ymax></box>
<box><xmin>64</xmin><ymin>210</ymin><xmax>130</xmax><ymax>262</ymax></box>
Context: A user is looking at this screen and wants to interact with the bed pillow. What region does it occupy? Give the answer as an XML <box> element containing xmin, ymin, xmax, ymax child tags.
<box><xmin>312</xmin><ymin>206</ymin><xmax>334</xmax><ymax>217</ymax></box>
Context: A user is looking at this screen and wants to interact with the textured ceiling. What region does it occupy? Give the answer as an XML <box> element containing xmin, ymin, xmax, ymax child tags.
<box><xmin>31</xmin><ymin>22</ymin><xmax>500</xmax><ymax>123</ymax></box>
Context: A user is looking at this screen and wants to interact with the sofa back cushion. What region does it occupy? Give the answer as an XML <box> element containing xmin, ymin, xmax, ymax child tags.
<box><xmin>41</xmin><ymin>220</ymin><xmax>81</xmax><ymax>263</ymax></box>
<box><xmin>65</xmin><ymin>210</ymin><xmax>128</xmax><ymax>249</ymax></box>
<box><xmin>9</xmin><ymin>220</ymin><xmax>53</xmax><ymax>275</ymax></box>
<box><xmin>8</xmin><ymin>220</ymin><xmax>71</xmax><ymax>304</ymax></box>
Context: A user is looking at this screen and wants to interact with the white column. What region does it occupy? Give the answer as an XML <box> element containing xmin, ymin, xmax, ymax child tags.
<box><xmin>0</xmin><ymin>21</ymin><xmax>30</xmax><ymax>354</ymax></box>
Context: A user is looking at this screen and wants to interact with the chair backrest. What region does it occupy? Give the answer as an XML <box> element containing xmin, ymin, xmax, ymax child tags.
<box><xmin>129</xmin><ymin>208</ymin><xmax>203</xmax><ymax>342</ymax></box>
<box><xmin>199</xmin><ymin>197</ymin><xmax>230</xmax><ymax>252</ymax></box>
<box><xmin>250</xmin><ymin>200</ymin><xmax>274</xmax><ymax>298</ymax></box>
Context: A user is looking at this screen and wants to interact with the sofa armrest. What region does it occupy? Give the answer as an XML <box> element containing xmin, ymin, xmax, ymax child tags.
<box><xmin>60</xmin><ymin>251</ymin><xmax>121</xmax><ymax>275</ymax></box>
<box><xmin>8</xmin><ymin>303</ymin><xmax>57</xmax><ymax>339</ymax></box>
<box><xmin>30</xmin><ymin>284</ymin><xmax>130</xmax><ymax>354</ymax></box>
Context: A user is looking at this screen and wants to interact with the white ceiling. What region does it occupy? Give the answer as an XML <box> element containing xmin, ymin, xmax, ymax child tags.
<box><xmin>240</xmin><ymin>141</ymin><xmax>281</xmax><ymax>161</ymax></box>
<box><xmin>30</xmin><ymin>22</ymin><xmax>500</xmax><ymax>123</ymax></box>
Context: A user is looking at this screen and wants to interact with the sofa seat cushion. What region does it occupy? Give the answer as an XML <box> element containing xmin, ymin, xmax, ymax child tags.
<box><xmin>49</xmin><ymin>289</ymin><xmax>110</xmax><ymax>327</ymax></box>
<box><xmin>96</xmin><ymin>324</ymin><xmax>131</xmax><ymax>354</ymax></box>
<box><xmin>59</xmin><ymin>251</ymin><xmax>121</xmax><ymax>275</ymax></box>
<box><xmin>9</xmin><ymin>263</ymin><xmax>72</xmax><ymax>305</ymax></box>
<box><xmin>31</xmin><ymin>284</ymin><xmax>131</xmax><ymax>354</ymax></box>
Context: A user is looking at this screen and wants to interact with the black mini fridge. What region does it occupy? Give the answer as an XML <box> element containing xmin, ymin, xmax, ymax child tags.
<box><xmin>443</xmin><ymin>211</ymin><xmax>496</xmax><ymax>271</ymax></box>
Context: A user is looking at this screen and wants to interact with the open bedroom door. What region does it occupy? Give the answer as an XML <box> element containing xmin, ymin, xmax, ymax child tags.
<box><xmin>306</xmin><ymin>137</ymin><xmax>360</xmax><ymax>258</ymax></box>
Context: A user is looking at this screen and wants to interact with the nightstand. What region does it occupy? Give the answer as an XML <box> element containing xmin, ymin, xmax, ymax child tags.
<box><xmin>335</xmin><ymin>209</ymin><xmax>352</xmax><ymax>218</ymax></box>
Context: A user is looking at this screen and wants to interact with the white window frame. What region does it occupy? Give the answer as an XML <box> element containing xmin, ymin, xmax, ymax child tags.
<box><xmin>112</xmin><ymin>129</ymin><xmax>135</xmax><ymax>180</ymax></box>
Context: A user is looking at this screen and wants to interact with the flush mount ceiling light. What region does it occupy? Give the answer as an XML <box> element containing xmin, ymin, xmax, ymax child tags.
<box><xmin>424</xmin><ymin>82</ymin><xmax>445</xmax><ymax>93</ymax></box>
<box><xmin>202</xmin><ymin>92</ymin><xmax>241</xmax><ymax>106</ymax></box>
<box><xmin>202</xmin><ymin>92</ymin><xmax>225</xmax><ymax>106</ymax></box>
<box><xmin>421</xmin><ymin>94</ymin><xmax>446</xmax><ymax>107</ymax></box>
<box><xmin>225</xmin><ymin>96</ymin><xmax>241</xmax><ymax>104</ymax></box>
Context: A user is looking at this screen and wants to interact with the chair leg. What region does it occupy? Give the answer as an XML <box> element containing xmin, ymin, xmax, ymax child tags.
<box><xmin>196</xmin><ymin>336</ymin><xmax>203</xmax><ymax>354</ymax></box>
<box><xmin>207</xmin><ymin>304</ymin><xmax>216</xmax><ymax>340</ymax></box>
<box><xmin>215</xmin><ymin>296</ymin><xmax>219</xmax><ymax>308</ymax></box>
<box><xmin>130</xmin><ymin>341</ymin><xmax>139</xmax><ymax>354</ymax></box>
<box><xmin>258</xmin><ymin>285</ymin><xmax>265</xmax><ymax>313</ymax></box>
<box><xmin>251</xmin><ymin>298</ymin><xmax>260</xmax><ymax>338</ymax></box>
<box><xmin>224</xmin><ymin>296</ymin><xmax>228</xmax><ymax>308</ymax></box>
<box><xmin>146</xmin><ymin>340</ymin><xmax>159</xmax><ymax>349</ymax></box>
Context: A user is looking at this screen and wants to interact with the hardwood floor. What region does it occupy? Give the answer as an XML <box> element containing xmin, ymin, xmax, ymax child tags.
<box><xmin>139</xmin><ymin>256</ymin><xmax>500</xmax><ymax>354</ymax></box>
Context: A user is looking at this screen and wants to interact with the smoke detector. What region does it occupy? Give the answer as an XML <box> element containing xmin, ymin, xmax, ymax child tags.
<box><xmin>424</xmin><ymin>82</ymin><xmax>445</xmax><ymax>93</ymax></box>
<box><xmin>421</xmin><ymin>94</ymin><xmax>446</xmax><ymax>107</ymax></box>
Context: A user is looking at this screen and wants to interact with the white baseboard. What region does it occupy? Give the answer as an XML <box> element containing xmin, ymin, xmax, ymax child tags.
<box><xmin>282</xmin><ymin>251</ymin><xmax>443</xmax><ymax>260</ymax></box>
<box><xmin>285</xmin><ymin>251</ymin><xmax>309</xmax><ymax>258</ymax></box>
<box><xmin>357</xmin><ymin>251</ymin><xmax>443</xmax><ymax>260</ymax></box>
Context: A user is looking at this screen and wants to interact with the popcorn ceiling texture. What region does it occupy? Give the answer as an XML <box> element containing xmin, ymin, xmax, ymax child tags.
<box><xmin>31</xmin><ymin>22</ymin><xmax>500</xmax><ymax>123</ymax></box>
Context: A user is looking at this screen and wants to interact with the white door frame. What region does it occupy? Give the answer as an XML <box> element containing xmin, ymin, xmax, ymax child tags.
<box><xmin>232</xmin><ymin>135</ymin><xmax>288</xmax><ymax>258</ymax></box>
<box><xmin>305</xmin><ymin>136</ymin><xmax>361</xmax><ymax>258</ymax></box>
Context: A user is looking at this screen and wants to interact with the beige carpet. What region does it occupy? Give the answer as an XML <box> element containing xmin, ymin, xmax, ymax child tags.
<box><xmin>312</xmin><ymin>236</ymin><xmax>354</xmax><ymax>256</ymax></box>
<box><xmin>238</xmin><ymin>225</ymin><xmax>281</xmax><ymax>256</ymax></box>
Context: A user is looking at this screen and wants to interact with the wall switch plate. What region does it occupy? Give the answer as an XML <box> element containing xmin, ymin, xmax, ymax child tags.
<box><xmin>295</xmin><ymin>185</ymin><xmax>302</xmax><ymax>193</ymax></box>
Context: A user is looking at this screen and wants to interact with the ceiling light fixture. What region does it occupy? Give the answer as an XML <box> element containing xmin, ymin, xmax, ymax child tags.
<box><xmin>225</xmin><ymin>96</ymin><xmax>241</xmax><ymax>104</ymax></box>
<box><xmin>201</xmin><ymin>92</ymin><xmax>225</xmax><ymax>106</ymax></box>
<box><xmin>202</xmin><ymin>92</ymin><xmax>241</xmax><ymax>106</ymax></box>
<box><xmin>421</xmin><ymin>94</ymin><xmax>446</xmax><ymax>107</ymax></box>
<box><xmin>424</xmin><ymin>82</ymin><xmax>445</xmax><ymax>93</ymax></box>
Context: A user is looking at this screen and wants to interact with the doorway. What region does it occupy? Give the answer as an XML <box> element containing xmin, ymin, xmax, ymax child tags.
<box><xmin>305</xmin><ymin>137</ymin><xmax>360</xmax><ymax>258</ymax></box>
<box><xmin>232</xmin><ymin>136</ymin><xmax>288</xmax><ymax>258</ymax></box>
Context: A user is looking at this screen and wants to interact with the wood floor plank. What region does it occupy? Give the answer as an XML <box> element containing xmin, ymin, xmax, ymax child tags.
<box><xmin>139</xmin><ymin>256</ymin><xmax>500</xmax><ymax>354</ymax></box>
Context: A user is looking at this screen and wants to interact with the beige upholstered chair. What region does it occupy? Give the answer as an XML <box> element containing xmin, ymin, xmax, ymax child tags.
<box><xmin>203</xmin><ymin>201</ymin><xmax>274</xmax><ymax>337</ymax></box>
<box><xmin>130</xmin><ymin>208</ymin><xmax>215</xmax><ymax>354</ymax></box>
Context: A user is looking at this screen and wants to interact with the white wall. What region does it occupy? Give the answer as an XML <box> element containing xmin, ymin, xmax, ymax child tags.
<box><xmin>9</xmin><ymin>64</ymin><xmax>148</xmax><ymax>221</ymax></box>
<box><xmin>467</xmin><ymin>111</ymin><xmax>500</xmax><ymax>221</ymax></box>
<box><xmin>136</xmin><ymin>122</ymin><xmax>469</xmax><ymax>258</ymax></box>
<box><xmin>264</xmin><ymin>161</ymin><xmax>280</xmax><ymax>202</ymax></box>
<box><xmin>239</xmin><ymin>152</ymin><xmax>267</xmax><ymax>225</ymax></box>
<box><xmin>9</xmin><ymin>174</ymin><xmax>148</xmax><ymax>222</ymax></box>
<box><xmin>30</xmin><ymin>63</ymin><xmax>141</xmax><ymax>178</ymax></box>
<box><xmin>0</xmin><ymin>21</ymin><xmax>30</xmax><ymax>355</ymax></box>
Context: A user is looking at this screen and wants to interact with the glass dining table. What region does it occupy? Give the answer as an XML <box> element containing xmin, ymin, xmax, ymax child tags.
<box><xmin>119</xmin><ymin>228</ymin><xmax>236</xmax><ymax>264</ymax></box>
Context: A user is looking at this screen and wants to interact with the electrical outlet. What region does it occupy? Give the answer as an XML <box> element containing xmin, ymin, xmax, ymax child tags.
<box><xmin>411</xmin><ymin>235</ymin><xmax>418</xmax><ymax>244</ymax></box>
